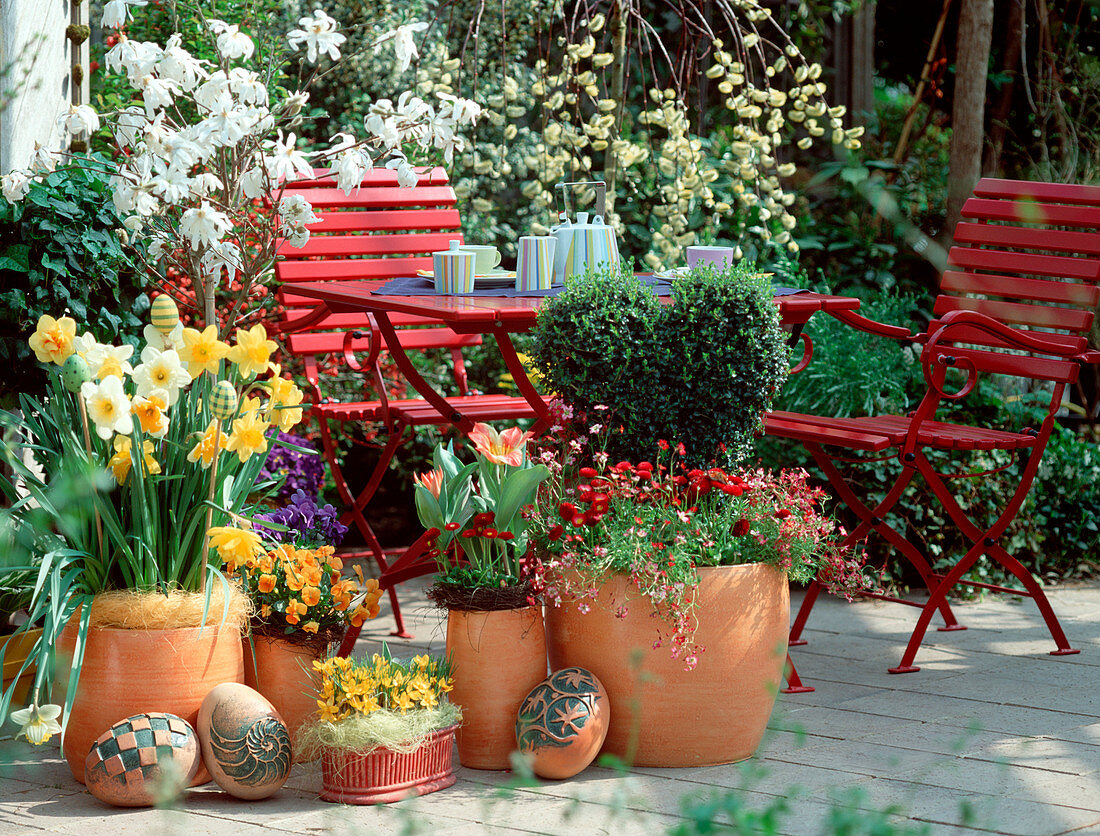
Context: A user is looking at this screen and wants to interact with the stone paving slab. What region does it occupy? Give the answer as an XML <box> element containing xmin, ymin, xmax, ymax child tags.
<box><xmin>0</xmin><ymin>579</ymin><xmax>1097</xmax><ymax>835</ymax></box>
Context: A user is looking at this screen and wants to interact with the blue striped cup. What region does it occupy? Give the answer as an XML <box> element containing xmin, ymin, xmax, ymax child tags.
<box><xmin>432</xmin><ymin>241</ymin><xmax>476</xmax><ymax>294</ymax></box>
<box><xmin>516</xmin><ymin>236</ymin><xmax>557</xmax><ymax>291</ymax></box>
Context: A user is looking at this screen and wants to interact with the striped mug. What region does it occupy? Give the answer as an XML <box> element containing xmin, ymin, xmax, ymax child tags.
<box><xmin>516</xmin><ymin>236</ymin><xmax>557</xmax><ymax>291</ymax></box>
<box><xmin>432</xmin><ymin>240</ymin><xmax>476</xmax><ymax>294</ymax></box>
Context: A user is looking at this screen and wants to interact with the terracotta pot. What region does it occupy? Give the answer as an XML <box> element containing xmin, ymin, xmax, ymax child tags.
<box><xmin>545</xmin><ymin>564</ymin><xmax>789</xmax><ymax>767</ymax></box>
<box><xmin>1</xmin><ymin>628</ymin><xmax>43</xmax><ymax>707</ymax></box>
<box><xmin>56</xmin><ymin>620</ymin><xmax>244</xmax><ymax>784</ymax></box>
<box><xmin>320</xmin><ymin>724</ymin><xmax>458</xmax><ymax>804</ymax></box>
<box><xmin>243</xmin><ymin>633</ymin><xmax>325</xmax><ymax>762</ymax></box>
<box><xmin>446</xmin><ymin>606</ymin><xmax>547</xmax><ymax>770</ymax></box>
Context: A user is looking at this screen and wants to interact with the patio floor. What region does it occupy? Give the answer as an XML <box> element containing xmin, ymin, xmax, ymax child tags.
<box><xmin>1</xmin><ymin>578</ymin><xmax>1098</xmax><ymax>835</ymax></box>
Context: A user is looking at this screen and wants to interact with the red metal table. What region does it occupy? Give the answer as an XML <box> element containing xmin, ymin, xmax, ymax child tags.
<box><xmin>286</xmin><ymin>280</ymin><xmax>862</xmax><ymax>436</ymax></box>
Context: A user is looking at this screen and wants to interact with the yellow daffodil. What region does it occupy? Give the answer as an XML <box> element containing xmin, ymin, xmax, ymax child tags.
<box><xmin>226</xmin><ymin>324</ymin><xmax>277</xmax><ymax>378</ymax></box>
<box><xmin>237</xmin><ymin>395</ymin><xmax>264</xmax><ymax>418</ymax></box>
<box><xmin>265</xmin><ymin>374</ymin><xmax>304</xmax><ymax>432</ymax></box>
<box><xmin>28</xmin><ymin>315</ymin><xmax>76</xmax><ymax>365</ymax></box>
<box><xmin>131</xmin><ymin>390</ymin><xmax>170</xmax><ymax>437</ymax></box>
<box><xmin>108</xmin><ymin>435</ymin><xmax>161</xmax><ymax>485</ymax></box>
<box><xmin>10</xmin><ymin>703</ymin><xmax>62</xmax><ymax>745</ymax></box>
<box><xmin>206</xmin><ymin>525</ymin><xmax>265</xmax><ymax>572</ymax></box>
<box><xmin>188</xmin><ymin>420</ymin><xmax>230</xmax><ymax>468</ymax></box>
<box><xmin>180</xmin><ymin>325</ymin><xmax>231</xmax><ymax>378</ymax></box>
<box><xmin>225</xmin><ymin>411</ymin><xmax>270</xmax><ymax>463</ymax></box>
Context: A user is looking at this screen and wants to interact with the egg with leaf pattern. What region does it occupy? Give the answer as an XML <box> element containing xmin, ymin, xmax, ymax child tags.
<box><xmin>515</xmin><ymin>667</ymin><xmax>609</xmax><ymax>780</ymax></box>
<box><xmin>197</xmin><ymin>683</ymin><xmax>291</xmax><ymax>800</ymax></box>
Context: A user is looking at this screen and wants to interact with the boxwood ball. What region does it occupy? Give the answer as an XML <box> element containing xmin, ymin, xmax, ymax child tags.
<box><xmin>84</xmin><ymin>713</ymin><xmax>200</xmax><ymax>807</ymax></box>
<box><xmin>515</xmin><ymin>667</ymin><xmax>609</xmax><ymax>779</ymax></box>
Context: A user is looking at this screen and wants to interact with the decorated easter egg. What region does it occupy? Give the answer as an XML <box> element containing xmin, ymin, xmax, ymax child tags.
<box><xmin>197</xmin><ymin>682</ymin><xmax>292</xmax><ymax>800</ymax></box>
<box><xmin>84</xmin><ymin>712</ymin><xmax>200</xmax><ymax>807</ymax></box>
<box><xmin>515</xmin><ymin>667</ymin><xmax>609</xmax><ymax>780</ymax></box>
<box><xmin>149</xmin><ymin>295</ymin><xmax>180</xmax><ymax>335</ymax></box>
<box><xmin>60</xmin><ymin>354</ymin><xmax>91</xmax><ymax>393</ymax></box>
<box><xmin>208</xmin><ymin>380</ymin><xmax>239</xmax><ymax>421</ymax></box>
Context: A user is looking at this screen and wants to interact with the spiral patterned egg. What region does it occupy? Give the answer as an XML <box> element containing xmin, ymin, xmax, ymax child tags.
<box><xmin>149</xmin><ymin>295</ymin><xmax>180</xmax><ymax>335</ymax></box>
<box><xmin>197</xmin><ymin>683</ymin><xmax>291</xmax><ymax>800</ymax></box>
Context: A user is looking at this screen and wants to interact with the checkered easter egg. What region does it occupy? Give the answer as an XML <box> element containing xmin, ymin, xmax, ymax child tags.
<box><xmin>84</xmin><ymin>712</ymin><xmax>201</xmax><ymax>807</ymax></box>
<box><xmin>149</xmin><ymin>295</ymin><xmax>180</xmax><ymax>335</ymax></box>
<box><xmin>209</xmin><ymin>380</ymin><xmax>238</xmax><ymax>420</ymax></box>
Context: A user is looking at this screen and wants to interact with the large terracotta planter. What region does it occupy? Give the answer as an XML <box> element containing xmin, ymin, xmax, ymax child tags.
<box><xmin>56</xmin><ymin>620</ymin><xmax>244</xmax><ymax>784</ymax></box>
<box><xmin>446</xmin><ymin>606</ymin><xmax>547</xmax><ymax>770</ymax></box>
<box><xmin>243</xmin><ymin>632</ymin><xmax>325</xmax><ymax>762</ymax></box>
<box><xmin>1</xmin><ymin>628</ymin><xmax>43</xmax><ymax>707</ymax></box>
<box><xmin>545</xmin><ymin>564</ymin><xmax>789</xmax><ymax>767</ymax></box>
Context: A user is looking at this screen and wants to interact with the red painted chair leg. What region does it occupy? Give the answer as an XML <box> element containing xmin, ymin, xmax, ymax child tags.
<box><xmin>782</xmin><ymin>654</ymin><xmax>814</xmax><ymax>693</ymax></box>
<box><xmin>788</xmin><ymin>579</ymin><xmax>822</xmax><ymax>646</ymax></box>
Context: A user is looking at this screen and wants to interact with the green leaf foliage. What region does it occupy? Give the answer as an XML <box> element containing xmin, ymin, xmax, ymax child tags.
<box><xmin>0</xmin><ymin>155</ymin><xmax>149</xmax><ymax>405</ymax></box>
<box><xmin>529</xmin><ymin>263</ymin><xmax>790</xmax><ymax>466</ymax></box>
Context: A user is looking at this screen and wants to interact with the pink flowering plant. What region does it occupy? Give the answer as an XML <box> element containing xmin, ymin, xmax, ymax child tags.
<box><xmin>413</xmin><ymin>424</ymin><xmax>550</xmax><ymax>601</ymax></box>
<box><xmin>527</xmin><ymin>405</ymin><xmax>865</xmax><ymax>667</ymax></box>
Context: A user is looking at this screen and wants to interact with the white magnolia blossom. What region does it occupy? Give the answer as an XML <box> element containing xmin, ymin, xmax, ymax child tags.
<box><xmin>202</xmin><ymin>95</ymin><xmax>253</xmax><ymax>146</ymax></box>
<box><xmin>287</xmin><ymin>8</ymin><xmax>346</xmax><ymax>63</ymax></box>
<box><xmin>208</xmin><ymin>20</ymin><xmax>255</xmax><ymax>61</ymax></box>
<box><xmin>1</xmin><ymin>171</ymin><xmax>31</xmax><ymax>203</ymax></box>
<box><xmin>137</xmin><ymin>73</ymin><xmax>181</xmax><ymax>116</ymax></box>
<box><xmin>105</xmin><ymin>37</ymin><xmax>162</xmax><ymax>82</ymax></box>
<box><xmin>29</xmin><ymin>142</ymin><xmax>58</xmax><ymax>174</ymax></box>
<box><xmin>265</xmin><ymin>131</ymin><xmax>314</xmax><ymax>181</ymax></box>
<box><xmin>278</xmin><ymin>193</ymin><xmax>321</xmax><ymax>226</ymax></box>
<box><xmin>191</xmin><ymin>172</ymin><xmax>224</xmax><ymax>197</ymax></box>
<box><xmin>159</xmin><ymin>34</ymin><xmax>208</xmax><ymax>90</ymax></box>
<box><xmin>149</xmin><ymin>164</ymin><xmax>192</xmax><ymax>204</ymax></box>
<box><xmin>133</xmin><ymin>347</ymin><xmax>190</xmax><ymax>404</ymax></box>
<box><xmin>102</xmin><ymin>0</ymin><xmax>147</xmax><ymax>29</ymax></box>
<box><xmin>284</xmin><ymin>91</ymin><xmax>309</xmax><ymax>116</ymax></box>
<box><xmin>390</xmin><ymin>22</ymin><xmax>428</xmax><ymax>73</ymax></box>
<box><xmin>386</xmin><ymin>154</ymin><xmax>419</xmax><ymax>188</ymax></box>
<box><xmin>333</xmin><ymin>147</ymin><xmax>372</xmax><ymax>194</ymax></box>
<box><xmin>436</xmin><ymin>92</ymin><xmax>481</xmax><ymax>126</ymax></box>
<box><xmin>57</xmin><ymin>104</ymin><xmax>100</xmax><ymax>137</ymax></box>
<box><xmin>239</xmin><ymin>166</ymin><xmax>266</xmax><ymax>199</ymax></box>
<box><xmin>180</xmin><ymin>201</ymin><xmax>232</xmax><ymax>250</ymax></box>
<box><xmin>112</xmin><ymin>106</ymin><xmax>148</xmax><ymax>148</ymax></box>
<box><xmin>201</xmin><ymin>239</ymin><xmax>243</xmax><ymax>285</ymax></box>
<box><xmin>228</xmin><ymin>68</ymin><xmax>268</xmax><ymax>106</ymax></box>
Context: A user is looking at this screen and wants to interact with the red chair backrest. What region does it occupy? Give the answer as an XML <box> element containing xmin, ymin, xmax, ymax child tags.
<box><xmin>928</xmin><ymin>178</ymin><xmax>1100</xmax><ymax>384</ymax></box>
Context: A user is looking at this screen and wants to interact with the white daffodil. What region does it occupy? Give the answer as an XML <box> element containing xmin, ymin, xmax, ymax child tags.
<box><xmin>57</xmin><ymin>104</ymin><xmax>100</xmax><ymax>137</ymax></box>
<box><xmin>1</xmin><ymin>170</ymin><xmax>31</xmax><ymax>203</ymax></box>
<box><xmin>239</xmin><ymin>166</ymin><xmax>266</xmax><ymax>199</ymax></box>
<box><xmin>102</xmin><ymin>0</ymin><xmax>147</xmax><ymax>28</ymax></box>
<box><xmin>143</xmin><ymin>321</ymin><xmax>185</xmax><ymax>352</ymax></box>
<box><xmin>82</xmin><ymin>376</ymin><xmax>134</xmax><ymax>439</ymax></box>
<box><xmin>214</xmin><ymin>23</ymin><xmax>255</xmax><ymax>61</ymax></box>
<box><xmin>10</xmin><ymin>704</ymin><xmax>62</xmax><ymax>746</ymax></box>
<box><xmin>85</xmin><ymin>342</ymin><xmax>136</xmax><ymax>380</ymax></box>
<box><xmin>286</xmin><ymin>8</ymin><xmax>346</xmax><ymax>63</ymax></box>
<box><xmin>180</xmin><ymin>201</ymin><xmax>232</xmax><ymax>250</ymax></box>
<box><xmin>73</xmin><ymin>331</ymin><xmax>99</xmax><ymax>358</ymax></box>
<box><xmin>390</xmin><ymin>22</ymin><xmax>428</xmax><ymax>73</ymax></box>
<box><xmin>133</xmin><ymin>346</ymin><xmax>190</xmax><ymax>404</ymax></box>
<box><xmin>158</xmin><ymin>34</ymin><xmax>207</xmax><ymax>91</ymax></box>
<box><xmin>264</xmin><ymin>131</ymin><xmax>313</xmax><ymax>181</ymax></box>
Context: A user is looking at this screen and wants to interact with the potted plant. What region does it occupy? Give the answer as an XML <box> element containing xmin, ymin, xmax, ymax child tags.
<box><xmin>233</xmin><ymin>498</ymin><xmax>383</xmax><ymax>759</ymax></box>
<box><xmin>412</xmin><ymin>424</ymin><xmax>550</xmax><ymax>769</ymax></box>
<box><xmin>527</xmin><ymin>426</ymin><xmax>864</xmax><ymax>767</ymax></box>
<box><xmin>299</xmin><ymin>648</ymin><xmax>460</xmax><ymax>804</ymax></box>
<box><xmin>0</xmin><ymin>303</ymin><xmax>307</xmax><ymax>781</ymax></box>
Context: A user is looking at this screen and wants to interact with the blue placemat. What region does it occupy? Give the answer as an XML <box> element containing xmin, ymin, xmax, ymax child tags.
<box><xmin>372</xmin><ymin>275</ymin><xmax>808</xmax><ymax>298</ymax></box>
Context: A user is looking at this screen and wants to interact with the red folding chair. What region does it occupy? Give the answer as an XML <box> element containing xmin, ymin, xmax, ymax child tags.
<box><xmin>767</xmin><ymin>177</ymin><xmax>1100</xmax><ymax>673</ymax></box>
<box><xmin>274</xmin><ymin>168</ymin><xmax>539</xmax><ymax>639</ymax></box>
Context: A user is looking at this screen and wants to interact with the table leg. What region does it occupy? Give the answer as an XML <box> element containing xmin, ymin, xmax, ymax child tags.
<box><xmin>491</xmin><ymin>329</ymin><xmax>552</xmax><ymax>434</ymax></box>
<box><xmin>371</xmin><ymin>311</ymin><xmax>476</xmax><ymax>433</ymax></box>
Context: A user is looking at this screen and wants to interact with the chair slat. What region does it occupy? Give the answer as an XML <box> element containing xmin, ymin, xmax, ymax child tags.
<box><xmin>974</xmin><ymin>177</ymin><xmax>1100</xmax><ymax>206</ymax></box>
<box><xmin>280</xmin><ymin>231</ymin><xmax>460</xmax><ymax>259</ymax></box>
<box><xmin>282</xmin><ymin>186</ymin><xmax>459</xmax><ymax>210</ymax></box>
<box><xmin>276</xmin><ymin>308</ymin><xmax>441</xmax><ymax>329</ymax></box>
<box><xmin>932</xmin><ymin>295</ymin><xmax>1094</xmax><ymax>332</ymax></box>
<box><xmin>287</xmin><ymin>328</ymin><xmax>482</xmax><ymax>356</ymax></box>
<box><xmin>939</xmin><ymin>270</ymin><xmax>1100</xmax><ymax>307</ymax></box>
<box><xmin>307</xmin><ymin>208</ymin><xmax>462</xmax><ymax>234</ymax></box>
<box><xmin>924</xmin><ymin>319</ymin><xmax>1089</xmax><ymax>354</ymax></box>
<box><xmin>960</xmin><ymin>198</ymin><xmax>1100</xmax><ymax>230</ymax></box>
<box><xmin>930</xmin><ymin>346</ymin><xmax>1081</xmax><ymax>384</ymax></box>
<box><xmin>947</xmin><ymin>247</ymin><xmax>1100</xmax><ymax>283</ymax></box>
<box><xmin>953</xmin><ymin>221</ymin><xmax>1100</xmax><ymax>257</ymax></box>
<box><xmin>276</xmin><ymin>256</ymin><xmax>435</xmax><ymax>282</ymax></box>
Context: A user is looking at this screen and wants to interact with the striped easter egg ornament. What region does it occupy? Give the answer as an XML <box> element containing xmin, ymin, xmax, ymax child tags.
<box><xmin>150</xmin><ymin>295</ymin><xmax>180</xmax><ymax>335</ymax></box>
<box><xmin>209</xmin><ymin>380</ymin><xmax>239</xmax><ymax>420</ymax></box>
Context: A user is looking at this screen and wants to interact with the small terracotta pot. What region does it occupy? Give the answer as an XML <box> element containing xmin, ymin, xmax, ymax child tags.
<box><xmin>320</xmin><ymin>724</ymin><xmax>458</xmax><ymax>804</ymax></box>
<box><xmin>446</xmin><ymin>606</ymin><xmax>547</xmax><ymax>770</ymax></box>
<box><xmin>1</xmin><ymin>628</ymin><xmax>43</xmax><ymax>707</ymax></box>
<box><xmin>545</xmin><ymin>564</ymin><xmax>789</xmax><ymax>767</ymax></box>
<box><xmin>243</xmin><ymin>633</ymin><xmax>325</xmax><ymax>762</ymax></box>
<box><xmin>56</xmin><ymin>621</ymin><xmax>244</xmax><ymax>784</ymax></box>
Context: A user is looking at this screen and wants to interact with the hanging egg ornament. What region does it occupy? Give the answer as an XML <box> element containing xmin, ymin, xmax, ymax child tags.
<box><xmin>149</xmin><ymin>295</ymin><xmax>180</xmax><ymax>336</ymax></box>
<box><xmin>209</xmin><ymin>380</ymin><xmax>239</xmax><ymax>421</ymax></box>
<box><xmin>61</xmin><ymin>354</ymin><xmax>91</xmax><ymax>393</ymax></box>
